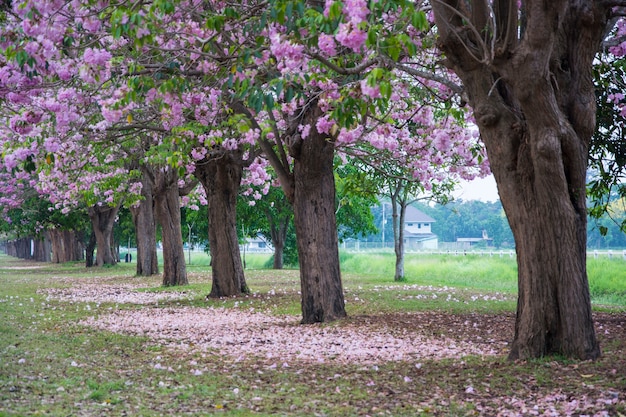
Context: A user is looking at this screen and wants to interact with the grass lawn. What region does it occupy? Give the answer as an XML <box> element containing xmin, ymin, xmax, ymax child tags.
<box><xmin>0</xmin><ymin>252</ymin><xmax>624</xmax><ymax>416</ymax></box>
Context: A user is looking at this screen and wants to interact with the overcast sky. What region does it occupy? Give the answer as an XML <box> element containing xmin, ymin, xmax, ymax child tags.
<box><xmin>453</xmin><ymin>175</ymin><xmax>500</xmax><ymax>202</ymax></box>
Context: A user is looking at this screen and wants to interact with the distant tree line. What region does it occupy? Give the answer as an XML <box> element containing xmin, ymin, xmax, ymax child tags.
<box><xmin>364</xmin><ymin>198</ymin><xmax>626</xmax><ymax>250</ymax></box>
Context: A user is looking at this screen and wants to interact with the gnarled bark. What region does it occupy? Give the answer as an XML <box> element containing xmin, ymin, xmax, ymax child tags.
<box><xmin>194</xmin><ymin>151</ymin><xmax>248</xmax><ymax>297</ymax></box>
<box><xmin>433</xmin><ymin>0</ymin><xmax>605</xmax><ymax>360</ymax></box>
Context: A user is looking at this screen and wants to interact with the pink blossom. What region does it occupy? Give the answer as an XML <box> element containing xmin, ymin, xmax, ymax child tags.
<box><xmin>337</xmin><ymin>126</ymin><xmax>362</xmax><ymax>145</ymax></box>
<box><xmin>315</xmin><ymin>116</ymin><xmax>334</xmax><ymax>135</ymax></box>
<box><xmin>323</xmin><ymin>0</ymin><xmax>333</xmax><ymax>17</ymax></box>
<box><xmin>222</xmin><ymin>138</ymin><xmax>239</xmax><ymax>150</ymax></box>
<box><xmin>191</xmin><ymin>147</ymin><xmax>207</xmax><ymax>161</ymax></box>
<box><xmin>9</xmin><ymin>116</ymin><xmax>33</xmax><ymax>135</ymax></box>
<box><xmin>101</xmin><ymin>107</ymin><xmax>123</xmax><ymax>124</ymax></box>
<box><xmin>83</xmin><ymin>48</ymin><xmax>112</xmax><ymax>67</ymax></box>
<box><xmin>360</xmin><ymin>79</ymin><xmax>381</xmax><ymax>99</ymax></box>
<box><xmin>343</xmin><ymin>0</ymin><xmax>370</xmax><ymax>24</ymax></box>
<box><xmin>298</xmin><ymin>124</ymin><xmax>311</xmax><ymax>139</ymax></box>
<box><xmin>335</xmin><ymin>23</ymin><xmax>367</xmax><ymax>51</ymax></box>
<box><xmin>7</xmin><ymin>92</ymin><xmax>29</xmax><ymax>105</ymax></box>
<box><xmin>44</xmin><ymin>137</ymin><xmax>60</xmax><ymax>153</ymax></box>
<box><xmin>318</xmin><ymin>34</ymin><xmax>337</xmax><ymax>57</ymax></box>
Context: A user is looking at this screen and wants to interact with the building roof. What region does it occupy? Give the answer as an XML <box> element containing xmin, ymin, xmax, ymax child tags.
<box><xmin>404</xmin><ymin>205</ymin><xmax>436</xmax><ymax>223</ymax></box>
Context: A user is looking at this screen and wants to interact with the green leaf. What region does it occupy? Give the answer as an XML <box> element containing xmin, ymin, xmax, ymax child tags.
<box><xmin>411</xmin><ymin>11</ymin><xmax>429</xmax><ymax>32</ymax></box>
<box><xmin>367</xmin><ymin>27</ymin><xmax>378</xmax><ymax>47</ymax></box>
<box><xmin>328</xmin><ymin>1</ymin><xmax>342</xmax><ymax>20</ymax></box>
<box><xmin>379</xmin><ymin>81</ymin><xmax>392</xmax><ymax>99</ymax></box>
<box><xmin>263</xmin><ymin>94</ymin><xmax>275</xmax><ymax>110</ymax></box>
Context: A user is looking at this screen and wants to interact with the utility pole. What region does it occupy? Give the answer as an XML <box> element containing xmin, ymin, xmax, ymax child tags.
<box><xmin>380</xmin><ymin>202</ymin><xmax>386</xmax><ymax>249</ymax></box>
<box><xmin>187</xmin><ymin>223</ymin><xmax>192</xmax><ymax>265</ymax></box>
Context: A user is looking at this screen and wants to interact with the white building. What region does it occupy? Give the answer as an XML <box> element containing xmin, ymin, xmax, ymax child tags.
<box><xmin>403</xmin><ymin>206</ymin><xmax>438</xmax><ymax>250</ymax></box>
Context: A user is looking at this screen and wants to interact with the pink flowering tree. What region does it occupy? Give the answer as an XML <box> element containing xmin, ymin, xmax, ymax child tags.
<box><xmin>219</xmin><ymin>0</ymin><xmax>487</xmax><ymax>322</ymax></box>
<box><xmin>430</xmin><ymin>1</ymin><xmax>626</xmax><ymax>360</ymax></box>
<box><xmin>3</xmin><ymin>0</ymin><xmax>485</xmax><ymax>321</ymax></box>
<box><xmin>0</xmin><ymin>1</ymin><xmax>199</xmax><ymax>282</ymax></box>
<box><xmin>348</xmin><ymin>121</ymin><xmax>486</xmax><ymax>281</ymax></box>
<box><xmin>0</xmin><ymin>79</ymin><xmax>136</xmax><ymax>266</ymax></box>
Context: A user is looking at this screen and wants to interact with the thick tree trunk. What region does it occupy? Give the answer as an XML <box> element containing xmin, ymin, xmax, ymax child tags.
<box><xmin>50</xmin><ymin>229</ymin><xmax>84</xmax><ymax>263</ymax></box>
<box><xmin>14</xmin><ymin>238</ymin><xmax>32</xmax><ymax>259</ymax></box>
<box><xmin>153</xmin><ymin>168</ymin><xmax>188</xmax><ymax>286</ymax></box>
<box><xmin>88</xmin><ymin>204</ymin><xmax>119</xmax><ymax>266</ymax></box>
<box><xmin>433</xmin><ymin>0</ymin><xmax>605</xmax><ymax>360</ymax></box>
<box><xmin>131</xmin><ymin>170</ymin><xmax>159</xmax><ymax>276</ymax></box>
<box><xmin>33</xmin><ymin>232</ymin><xmax>51</xmax><ymax>262</ymax></box>
<box><xmin>194</xmin><ymin>152</ymin><xmax>249</xmax><ymax>297</ymax></box>
<box><xmin>291</xmin><ymin>106</ymin><xmax>346</xmax><ymax>324</ymax></box>
<box><xmin>50</xmin><ymin>230</ymin><xmax>65</xmax><ymax>263</ymax></box>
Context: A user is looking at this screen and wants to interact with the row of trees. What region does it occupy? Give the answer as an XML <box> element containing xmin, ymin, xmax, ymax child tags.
<box><xmin>2</xmin><ymin>0</ymin><xmax>626</xmax><ymax>361</ymax></box>
<box><xmin>1</xmin><ymin>0</ymin><xmax>485</xmax><ymax>323</ymax></box>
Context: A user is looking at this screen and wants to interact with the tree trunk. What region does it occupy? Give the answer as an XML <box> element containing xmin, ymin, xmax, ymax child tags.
<box><xmin>291</xmin><ymin>105</ymin><xmax>346</xmax><ymax>324</ymax></box>
<box><xmin>50</xmin><ymin>229</ymin><xmax>84</xmax><ymax>263</ymax></box>
<box><xmin>433</xmin><ymin>0</ymin><xmax>604</xmax><ymax>360</ymax></box>
<box><xmin>130</xmin><ymin>169</ymin><xmax>159</xmax><ymax>276</ymax></box>
<box><xmin>14</xmin><ymin>238</ymin><xmax>32</xmax><ymax>259</ymax></box>
<box><xmin>85</xmin><ymin>231</ymin><xmax>96</xmax><ymax>267</ymax></box>
<box><xmin>50</xmin><ymin>229</ymin><xmax>65</xmax><ymax>263</ymax></box>
<box><xmin>153</xmin><ymin>168</ymin><xmax>188</xmax><ymax>286</ymax></box>
<box><xmin>393</xmin><ymin>200</ymin><xmax>406</xmax><ymax>281</ymax></box>
<box><xmin>33</xmin><ymin>232</ymin><xmax>51</xmax><ymax>262</ymax></box>
<box><xmin>272</xmin><ymin>236</ymin><xmax>285</xmax><ymax>269</ymax></box>
<box><xmin>73</xmin><ymin>231</ymin><xmax>85</xmax><ymax>261</ymax></box>
<box><xmin>269</xmin><ymin>217</ymin><xmax>288</xmax><ymax>270</ymax></box>
<box><xmin>194</xmin><ymin>151</ymin><xmax>249</xmax><ymax>296</ymax></box>
<box><xmin>87</xmin><ymin>204</ymin><xmax>119</xmax><ymax>266</ymax></box>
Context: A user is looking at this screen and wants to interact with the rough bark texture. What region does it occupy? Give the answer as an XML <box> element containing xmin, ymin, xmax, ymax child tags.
<box><xmin>232</xmin><ymin>97</ymin><xmax>346</xmax><ymax>322</ymax></box>
<box><xmin>87</xmin><ymin>205</ymin><xmax>119</xmax><ymax>266</ymax></box>
<box><xmin>290</xmin><ymin>105</ymin><xmax>346</xmax><ymax>324</ymax></box>
<box><xmin>194</xmin><ymin>151</ymin><xmax>249</xmax><ymax>297</ymax></box>
<box><xmin>130</xmin><ymin>169</ymin><xmax>159</xmax><ymax>276</ymax></box>
<box><xmin>433</xmin><ymin>0</ymin><xmax>606</xmax><ymax>360</ymax></box>
<box><xmin>153</xmin><ymin>168</ymin><xmax>188</xmax><ymax>286</ymax></box>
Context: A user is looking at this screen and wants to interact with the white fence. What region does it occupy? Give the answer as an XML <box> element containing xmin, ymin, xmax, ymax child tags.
<box><xmin>340</xmin><ymin>241</ymin><xmax>626</xmax><ymax>260</ymax></box>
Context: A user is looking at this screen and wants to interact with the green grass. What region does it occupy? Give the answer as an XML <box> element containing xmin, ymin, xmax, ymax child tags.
<box><xmin>0</xmin><ymin>253</ymin><xmax>624</xmax><ymax>416</ymax></box>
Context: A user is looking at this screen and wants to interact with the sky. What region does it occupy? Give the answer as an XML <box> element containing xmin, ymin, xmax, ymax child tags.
<box><xmin>453</xmin><ymin>175</ymin><xmax>500</xmax><ymax>202</ymax></box>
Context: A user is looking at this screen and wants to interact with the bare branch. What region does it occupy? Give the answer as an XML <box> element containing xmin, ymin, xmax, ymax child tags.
<box><xmin>386</xmin><ymin>58</ymin><xmax>463</xmax><ymax>94</ymax></box>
